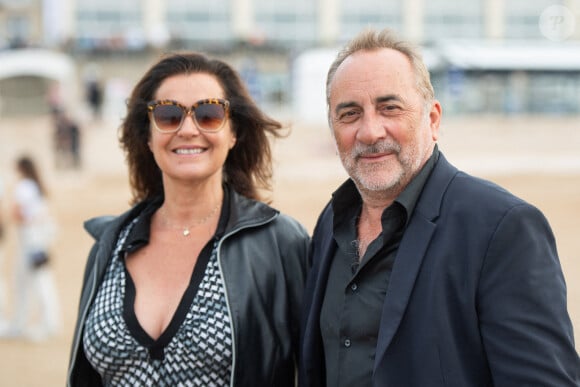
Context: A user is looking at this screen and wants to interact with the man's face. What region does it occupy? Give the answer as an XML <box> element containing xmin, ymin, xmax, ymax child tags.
<box><xmin>328</xmin><ymin>48</ymin><xmax>441</xmax><ymax>199</ymax></box>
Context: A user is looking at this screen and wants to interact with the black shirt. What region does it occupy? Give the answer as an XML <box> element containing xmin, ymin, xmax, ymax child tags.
<box><xmin>320</xmin><ymin>146</ymin><xmax>439</xmax><ymax>387</ymax></box>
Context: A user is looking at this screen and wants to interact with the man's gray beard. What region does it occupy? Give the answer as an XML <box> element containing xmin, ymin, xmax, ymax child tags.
<box><xmin>340</xmin><ymin>141</ymin><xmax>403</xmax><ymax>192</ymax></box>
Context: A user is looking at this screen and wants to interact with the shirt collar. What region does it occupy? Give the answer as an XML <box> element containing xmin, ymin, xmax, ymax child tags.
<box><xmin>397</xmin><ymin>144</ymin><xmax>439</xmax><ymax>225</ymax></box>
<box><xmin>121</xmin><ymin>196</ymin><xmax>163</xmax><ymax>254</ymax></box>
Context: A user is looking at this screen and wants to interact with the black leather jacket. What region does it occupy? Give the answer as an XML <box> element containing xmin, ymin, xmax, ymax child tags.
<box><xmin>67</xmin><ymin>188</ymin><xmax>309</xmax><ymax>386</ymax></box>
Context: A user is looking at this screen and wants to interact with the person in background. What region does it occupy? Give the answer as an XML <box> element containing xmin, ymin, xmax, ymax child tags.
<box><xmin>299</xmin><ymin>28</ymin><xmax>580</xmax><ymax>386</ymax></box>
<box><xmin>6</xmin><ymin>155</ymin><xmax>60</xmax><ymax>341</ymax></box>
<box><xmin>67</xmin><ymin>52</ymin><xmax>309</xmax><ymax>386</ymax></box>
<box><xmin>52</xmin><ymin>108</ymin><xmax>82</xmax><ymax>169</ymax></box>
<box><xmin>86</xmin><ymin>78</ymin><xmax>103</xmax><ymax>121</ymax></box>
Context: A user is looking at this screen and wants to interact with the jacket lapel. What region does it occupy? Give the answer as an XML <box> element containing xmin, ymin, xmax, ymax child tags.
<box><xmin>373</xmin><ymin>215</ymin><xmax>436</xmax><ymax>366</ymax></box>
<box><xmin>373</xmin><ymin>153</ymin><xmax>458</xmax><ymax>368</ymax></box>
<box><xmin>301</xmin><ymin>204</ymin><xmax>337</xmax><ymax>384</ymax></box>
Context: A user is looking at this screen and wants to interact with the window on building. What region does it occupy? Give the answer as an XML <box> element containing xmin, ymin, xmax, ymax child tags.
<box><xmin>340</xmin><ymin>0</ymin><xmax>402</xmax><ymax>41</ymax></box>
<box><xmin>424</xmin><ymin>0</ymin><xmax>483</xmax><ymax>43</ymax></box>
<box><xmin>6</xmin><ymin>14</ymin><xmax>30</xmax><ymax>47</ymax></box>
<box><xmin>166</xmin><ymin>0</ymin><xmax>232</xmax><ymax>46</ymax></box>
<box><xmin>504</xmin><ymin>0</ymin><xmax>554</xmax><ymax>39</ymax></box>
<box><xmin>254</xmin><ymin>1</ymin><xmax>317</xmax><ymax>47</ymax></box>
<box><xmin>75</xmin><ymin>0</ymin><xmax>144</xmax><ymax>50</ymax></box>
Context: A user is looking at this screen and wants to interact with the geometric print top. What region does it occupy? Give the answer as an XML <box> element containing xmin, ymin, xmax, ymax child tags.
<box><xmin>82</xmin><ymin>216</ymin><xmax>233</xmax><ymax>386</ymax></box>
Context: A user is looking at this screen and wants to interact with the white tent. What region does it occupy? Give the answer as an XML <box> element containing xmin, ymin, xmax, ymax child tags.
<box><xmin>0</xmin><ymin>48</ymin><xmax>77</xmax><ymax>111</ymax></box>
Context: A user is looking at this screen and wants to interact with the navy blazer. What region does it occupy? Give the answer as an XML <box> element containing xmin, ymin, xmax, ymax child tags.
<box><xmin>300</xmin><ymin>153</ymin><xmax>580</xmax><ymax>386</ymax></box>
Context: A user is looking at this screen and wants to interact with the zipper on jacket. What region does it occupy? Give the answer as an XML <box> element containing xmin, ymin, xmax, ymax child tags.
<box><xmin>67</xmin><ymin>261</ymin><xmax>99</xmax><ymax>386</ymax></box>
<box><xmin>216</xmin><ymin>214</ymin><xmax>277</xmax><ymax>387</ymax></box>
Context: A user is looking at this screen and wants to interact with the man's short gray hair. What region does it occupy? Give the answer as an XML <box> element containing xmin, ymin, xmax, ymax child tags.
<box><xmin>326</xmin><ymin>28</ymin><xmax>435</xmax><ymax>109</ymax></box>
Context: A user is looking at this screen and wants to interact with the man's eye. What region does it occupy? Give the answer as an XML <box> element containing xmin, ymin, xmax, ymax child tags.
<box><xmin>380</xmin><ymin>104</ymin><xmax>400</xmax><ymax>113</ymax></box>
<box><xmin>337</xmin><ymin>110</ymin><xmax>359</xmax><ymax>123</ymax></box>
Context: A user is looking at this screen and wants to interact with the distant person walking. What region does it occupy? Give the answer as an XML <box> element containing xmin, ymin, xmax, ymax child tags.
<box><xmin>86</xmin><ymin>78</ymin><xmax>103</xmax><ymax>121</ymax></box>
<box><xmin>52</xmin><ymin>109</ymin><xmax>82</xmax><ymax>169</ymax></box>
<box><xmin>4</xmin><ymin>156</ymin><xmax>60</xmax><ymax>340</ymax></box>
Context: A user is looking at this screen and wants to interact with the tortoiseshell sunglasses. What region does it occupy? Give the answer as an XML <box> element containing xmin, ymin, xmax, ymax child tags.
<box><xmin>147</xmin><ymin>98</ymin><xmax>230</xmax><ymax>133</ymax></box>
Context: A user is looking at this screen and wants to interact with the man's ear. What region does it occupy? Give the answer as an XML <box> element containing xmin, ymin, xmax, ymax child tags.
<box><xmin>429</xmin><ymin>100</ymin><xmax>442</xmax><ymax>141</ymax></box>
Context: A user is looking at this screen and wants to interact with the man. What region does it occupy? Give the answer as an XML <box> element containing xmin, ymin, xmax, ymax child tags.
<box><xmin>299</xmin><ymin>28</ymin><xmax>580</xmax><ymax>386</ymax></box>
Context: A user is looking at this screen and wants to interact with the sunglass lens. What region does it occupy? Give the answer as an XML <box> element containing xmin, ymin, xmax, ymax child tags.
<box><xmin>153</xmin><ymin>104</ymin><xmax>183</xmax><ymax>131</ymax></box>
<box><xmin>196</xmin><ymin>103</ymin><xmax>226</xmax><ymax>131</ymax></box>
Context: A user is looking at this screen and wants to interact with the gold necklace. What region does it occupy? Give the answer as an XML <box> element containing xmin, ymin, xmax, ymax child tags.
<box><xmin>160</xmin><ymin>203</ymin><xmax>221</xmax><ymax>236</ymax></box>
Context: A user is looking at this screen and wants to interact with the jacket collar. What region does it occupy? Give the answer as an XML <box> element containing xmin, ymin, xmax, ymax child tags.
<box><xmin>84</xmin><ymin>186</ymin><xmax>278</xmax><ymax>243</ymax></box>
<box><xmin>373</xmin><ymin>152</ymin><xmax>458</xmax><ymax>368</ymax></box>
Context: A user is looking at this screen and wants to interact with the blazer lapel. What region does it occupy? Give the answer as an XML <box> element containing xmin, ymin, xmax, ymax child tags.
<box><xmin>373</xmin><ymin>216</ymin><xmax>436</xmax><ymax>366</ymax></box>
<box><xmin>306</xmin><ymin>233</ymin><xmax>336</xmax><ymax>333</ymax></box>
<box><xmin>373</xmin><ymin>152</ymin><xmax>458</xmax><ymax>368</ymax></box>
<box><xmin>302</xmin><ymin>204</ymin><xmax>337</xmax><ymax>382</ymax></box>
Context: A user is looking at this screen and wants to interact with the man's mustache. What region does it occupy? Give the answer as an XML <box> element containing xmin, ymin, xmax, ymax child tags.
<box><xmin>352</xmin><ymin>141</ymin><xmax>400</xmax><ymax>159</ymax></box>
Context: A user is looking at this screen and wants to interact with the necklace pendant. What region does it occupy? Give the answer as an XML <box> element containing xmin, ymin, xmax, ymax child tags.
<box><xmin>183</xmin><ymin>228</ymin><xmax>190</xmax><ymax>236</ymax></box>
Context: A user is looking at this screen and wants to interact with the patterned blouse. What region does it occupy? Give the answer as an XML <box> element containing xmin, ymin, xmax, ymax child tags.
<box><xmin>83</xmin><ymin>199</ymin><xmax>233</xmax><ymax>386</ymax></box>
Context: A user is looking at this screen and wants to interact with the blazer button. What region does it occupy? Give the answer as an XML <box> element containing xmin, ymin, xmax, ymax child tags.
<box><xmin>351</xmin><ymin>283</ymin><xmax>358</xmax><ymax>291</ymax></box>
<box><xmin>344</xmin><ymin>339</ymin><xmax>351</xmax><ymax>347</ymax></box>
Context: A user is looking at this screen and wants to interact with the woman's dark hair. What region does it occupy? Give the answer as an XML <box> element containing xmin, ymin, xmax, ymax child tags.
<box><xmin>16</xmin><ymin>155</ymin><xmax>47</xmax><ymax>197</ymax></box>
<box><xmin>119</xmin><ymin>52</ymin><xmax>284</xmax><ymax>204</ymax></box>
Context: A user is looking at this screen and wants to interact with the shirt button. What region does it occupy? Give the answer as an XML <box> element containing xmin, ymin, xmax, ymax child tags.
<box><xmin>351</xmin><ymin>283</ymin><xmax>358</xmax><ymax>291</ymax></box>
<box><xmin>344</xmin><ymin>339</ymin><xmax>351</xmax><ymax>347</ymax></box>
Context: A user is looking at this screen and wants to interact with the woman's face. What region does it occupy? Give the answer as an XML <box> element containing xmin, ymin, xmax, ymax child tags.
<box><xmin>147</xmin><ymin>72</ymin><xmax>236</xmax><ymax>188</ymax></box>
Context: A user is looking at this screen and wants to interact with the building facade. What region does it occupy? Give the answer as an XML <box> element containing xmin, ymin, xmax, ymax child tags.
<box><xmin>1</xmin><ymin>0</ymin><xmax>578</xmax><ymax>50</ymax></box>
<box><xmin>1</xmin><ymin>0</ymin><xmax>579</xmax><ymax>116</ymax></box>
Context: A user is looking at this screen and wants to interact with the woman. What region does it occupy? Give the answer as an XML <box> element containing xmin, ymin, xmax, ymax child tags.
<box><xmin>9</xmin><ymin>155</ymin><xmax>60</xmax><ymax>340</ymax></box>
<box><xmin>67</xmin><ymin>53</ymin><xmax>309</xmax><ymax>386</ymax></box>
